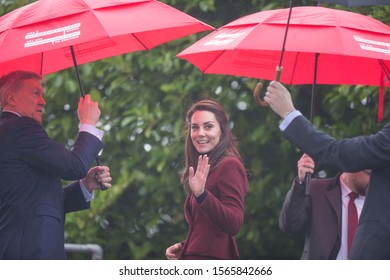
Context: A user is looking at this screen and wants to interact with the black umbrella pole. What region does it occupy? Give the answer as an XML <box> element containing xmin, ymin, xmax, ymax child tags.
<box><xmin>305</xmin><ymin>53</ymin><xmax>319</xmax><ymax>196</ymax></box>
<box><xmin>70</xmin><ymin>46</ymin><xmax>85</xmax><ymax>98</ymax></box>
<box><xmin>69</xmin><ymin>46</ymin><xmax>105</xmax><ymax>190</ymax></box>
<box><xmin>305</xmin><ymin>173</ymin><xmax>311</xmax><ymax>195</ymax></box>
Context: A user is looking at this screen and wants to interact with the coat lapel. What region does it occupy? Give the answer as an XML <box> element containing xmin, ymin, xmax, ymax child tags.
<box><xmin>325</xmin><ymin>174</ymin><xmax>342</xmax><ymax>228</ymax></box>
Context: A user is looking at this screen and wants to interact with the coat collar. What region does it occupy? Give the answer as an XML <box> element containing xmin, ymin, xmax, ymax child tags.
<box><xmin>0</xmin><ymin>111</ymin><xmax>20</xmax><ymax>118</ymax></box>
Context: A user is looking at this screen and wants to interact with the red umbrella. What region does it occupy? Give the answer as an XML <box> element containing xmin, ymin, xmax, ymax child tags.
<box><xmin>0</xmin><ymin>0</ymin><xmax>213</xmax><ymax>95</ymax></box>
<box><xmin>177</xmin><ymin>6</ymin><xmax>390</xmax><ymax>87</ymax></box>
<box><xmin>318</xmin><ymin>0</ymin><xmax>390</xmax><ymax>6</ymax></box>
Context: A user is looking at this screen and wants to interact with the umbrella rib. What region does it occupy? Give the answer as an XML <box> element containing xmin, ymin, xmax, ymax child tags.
<box><xmin>131</xmin><ymin>34</ymin><xmax>150</xmax><ymax>51</ymax></box>
<box><xmin>379</xmin><ymin>59</ymin><xmax>390</xmax><ymax>81</ymax></box>
<box><xmin>40</xmin><ymin>52</ymin><xmax>44</xmax><ymax>76</ymax></box>
<box><xmin>309</xmin><ymin>53</ymin><xmax>320</xmax><ymax>123</ymax></box>
<box><xmin>70</xmin><ymin>45</ymin><xmax>85</xmax><ymax>97</ymax></box>
<box><xmin>201</xmin><ymin>51</ymin><xmax>227</xmax><ymax>74</ymax></box>
<box><xmin>289</xmin><ymin>52</ymin><xmax>300</xmax><ymax>85</ymax></box>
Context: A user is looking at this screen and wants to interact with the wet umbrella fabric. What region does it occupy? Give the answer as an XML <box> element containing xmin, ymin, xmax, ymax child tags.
<box><xmin>318</xmin><ymin>0</ymin><xmax>390</xmax><ymax>6</ymax></box>
<box><xmin>0</xmin><ymin>0</ymin><xmax>214</xmax><ymax>79</ymax></box>
<box><xmin>177</xmin><ymin>5</ymin><xmax>390</xmax><ymax>107</ymax></box>
<box><xmin>177</xmin><ymin>7</ymin><xmax>390</xmax><ymax>120</ymax></box>
<box><xmin>177</xmin><ymin>7</ymin><xmax>390</xmax><ymax>119</ymax></box>
<box><xmin>177</xmin><ymin>6</ymin><xmax>390</xmax><ymax>87</ymax></box>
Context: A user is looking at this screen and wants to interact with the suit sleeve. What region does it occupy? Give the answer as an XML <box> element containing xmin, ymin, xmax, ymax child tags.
<box><xmin>15</xmin><ymin>117</ymin><xmax>103</xmax><ymax>180</ymax></box>
<box><xmin>279</xmin><ymin>177</ymin><xmax>310</xmax><ymax>232</ymax></box>
<box><xmin>196</xmin><ymin>158</ymin><xmax>247</xmax><ymax>236</ymax></box>
<box><xmin>63</xmin><ymin>181</ymin><xmax>90</xmax><ymax>213</ymax></box>
<box><xmin>283</xmin><ymin>115</ymin><xmax>390</xmax><ymax>171</ymax></box>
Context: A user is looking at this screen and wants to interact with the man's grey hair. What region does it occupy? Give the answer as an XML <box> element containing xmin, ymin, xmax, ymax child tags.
<box><xmin>0</xmin><ymin>70</ymin><xmax>42</xmax><ymax>110</ymax></box>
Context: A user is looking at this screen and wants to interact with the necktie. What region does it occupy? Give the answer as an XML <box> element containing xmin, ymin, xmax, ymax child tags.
<box><xmin>348</xmin><ymin>192</ymin><xmax>358</xmax><ymax>257</ymax></box>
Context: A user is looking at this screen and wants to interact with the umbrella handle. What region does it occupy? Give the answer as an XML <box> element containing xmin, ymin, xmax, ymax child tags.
<box><xmin>96</xmin><ymin>155</ymin><xmax>108</xmax><ymax>191</ymax></box>
<box><xmin>253</xmin><ymin>83</ymin><xmax>268</xmax><ymax>107</ymax></box>
<box><xmin>275</xmin><ymin>66</ymin><xmax>283</xmax><ymax>82</ymax></box>
<box><xmin>253</xmin><ymin>66</ymin><xmax>283</xmax><ymax>107</ymax></box>
<box><xmin>305</xmin><ymin>172</ymin><xmax>311</xmax><ymax>196</ymax></box>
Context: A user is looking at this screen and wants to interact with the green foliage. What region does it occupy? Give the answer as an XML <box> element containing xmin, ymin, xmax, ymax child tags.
<box><xmin>3</xmin><ymin>0</ymin><xmax>390</xmax><ymax>260</ymax></box>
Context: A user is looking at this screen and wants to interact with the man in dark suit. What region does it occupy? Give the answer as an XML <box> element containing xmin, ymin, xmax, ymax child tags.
<box><xmin>279</xmin><ymin>154</ymin><xmax>369</xmax><ymax>259</ymax></box>
<box><xmin>0</xmin><ymin>70</ymin><xmax>112</xmax><ymax>259</ymax></box>
<box><xmin>264</xmin><ymin>80</ymin><xmax>390</xmax><ymax>259</ymax></box>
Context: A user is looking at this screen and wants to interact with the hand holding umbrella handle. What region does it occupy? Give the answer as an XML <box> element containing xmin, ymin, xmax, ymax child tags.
<box><xmin>253</xmin><ymin>66</ymin><xmax>283</xmax><ymax>107</ymax></box>
<box><xmin>96</xmin><ymin>154</ymin><xmax>108</xmax><ymax>191</ymax></box>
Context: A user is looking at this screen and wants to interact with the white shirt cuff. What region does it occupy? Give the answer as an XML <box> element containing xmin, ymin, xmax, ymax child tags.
<box><xmin>79</xmin><ymin>179</ymin><xmax>94</xmax><ymax>202</ymax></box>
<box><xmin>279</xmin><ymin>110</ymin><xmax>302</xmax><ymax>131</ymax></box>
<box><xmin>79</xmin><ymin>124</ymin><xmax>104</xmax><ymax>141</ymax></box>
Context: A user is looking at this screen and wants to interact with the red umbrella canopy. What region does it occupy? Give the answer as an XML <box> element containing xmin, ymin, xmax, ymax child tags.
<box><xmin>177</xmin><ymin>6</ymin><xmax>390</xmax><ymax>87</ymax></box>
<box><xmin>318</xmin><ymin>0</ymin><xmax>390</xmax><ymax>6</ymax></box>
<box><xmin>0</xmin><ymin>0</ymin><xmax>213</xmax><ymax>76</ymax></box>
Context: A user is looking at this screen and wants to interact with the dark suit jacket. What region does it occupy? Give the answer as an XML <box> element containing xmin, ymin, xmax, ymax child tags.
<box><xmin>0</xmin><ymin>112</ymin><xmax>103</xmax><ymax>259</ymax></box>
<box><xmin>283</xmin><ymin>115</ymin><xmax>390</xmax><ymax>259</ymax></box>
<box><xmin>180</xmin><ymin>157</ymin><xmax>248</xmax><ymax>259</ymax></box>
<box><xmin>279</xmin><ymin>175</ymin><xmax>342</xmax><ymax>259</ymax></box>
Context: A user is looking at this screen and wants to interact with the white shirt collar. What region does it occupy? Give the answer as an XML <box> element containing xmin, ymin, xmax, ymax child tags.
<box><xmin>340</xmin><ymin>175</ymin><xmax>357</xmax><ymax>198</ymax></box>
<box><xmin>3</xmin><ymin>109</ymin><xmax>21</xmax><ymax>117</ymax></box>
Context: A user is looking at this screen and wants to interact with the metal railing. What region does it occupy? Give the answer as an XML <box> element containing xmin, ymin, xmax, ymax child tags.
<box><xmin>65</xmin><ymin>243</ymin><xmax>103</xmax><ymax>260</ymax></box>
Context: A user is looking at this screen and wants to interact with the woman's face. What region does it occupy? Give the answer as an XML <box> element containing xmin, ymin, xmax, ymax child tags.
<box><xmin>190</xmin><ymin>110</ymin><xmax>221</xmax><ymax>154</ymax></box>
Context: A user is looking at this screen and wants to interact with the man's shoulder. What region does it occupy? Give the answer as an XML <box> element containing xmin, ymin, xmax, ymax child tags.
<box><xmin>10</xmin><ymin>116</ymin><xmax>42</xmax><ymax>130</ymax></box>
<box><xmin>1</xmin><ymin>112</ymin><xmax>40</xmax><ymax>124</ymax></box>
<box><xmin>0</xmin><ymin>114</ymin><xmax>43</xmax><ymax>139</ymax></box>
<box><xmin>311</xmin><ymin>175</ymin><xmax>340</xmax><ymax>191</ymax></box>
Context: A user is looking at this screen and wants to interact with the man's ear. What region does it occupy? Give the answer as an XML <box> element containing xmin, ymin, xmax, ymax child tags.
<box><xmin>4</xmin><ymin>90</ymin><xmax>16</xmax><ymax>105</ymax></box>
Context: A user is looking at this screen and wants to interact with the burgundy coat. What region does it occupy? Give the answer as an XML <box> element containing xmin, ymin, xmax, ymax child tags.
<box><xmin>180</xmin><ymin>157</ymin><xmax>248</xmax><ymax>259</ymax></box>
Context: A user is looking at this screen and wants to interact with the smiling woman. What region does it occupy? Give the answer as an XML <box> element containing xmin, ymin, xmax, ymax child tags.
<box><xmin>190</xmin><ymin>110</ymin><xmax>221</xmax><ymax>154</ymax></box>
<box><xmin>165</xmin><ymin>99</ymin><xmax>248</xmax><ymax>260</ymax></box>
